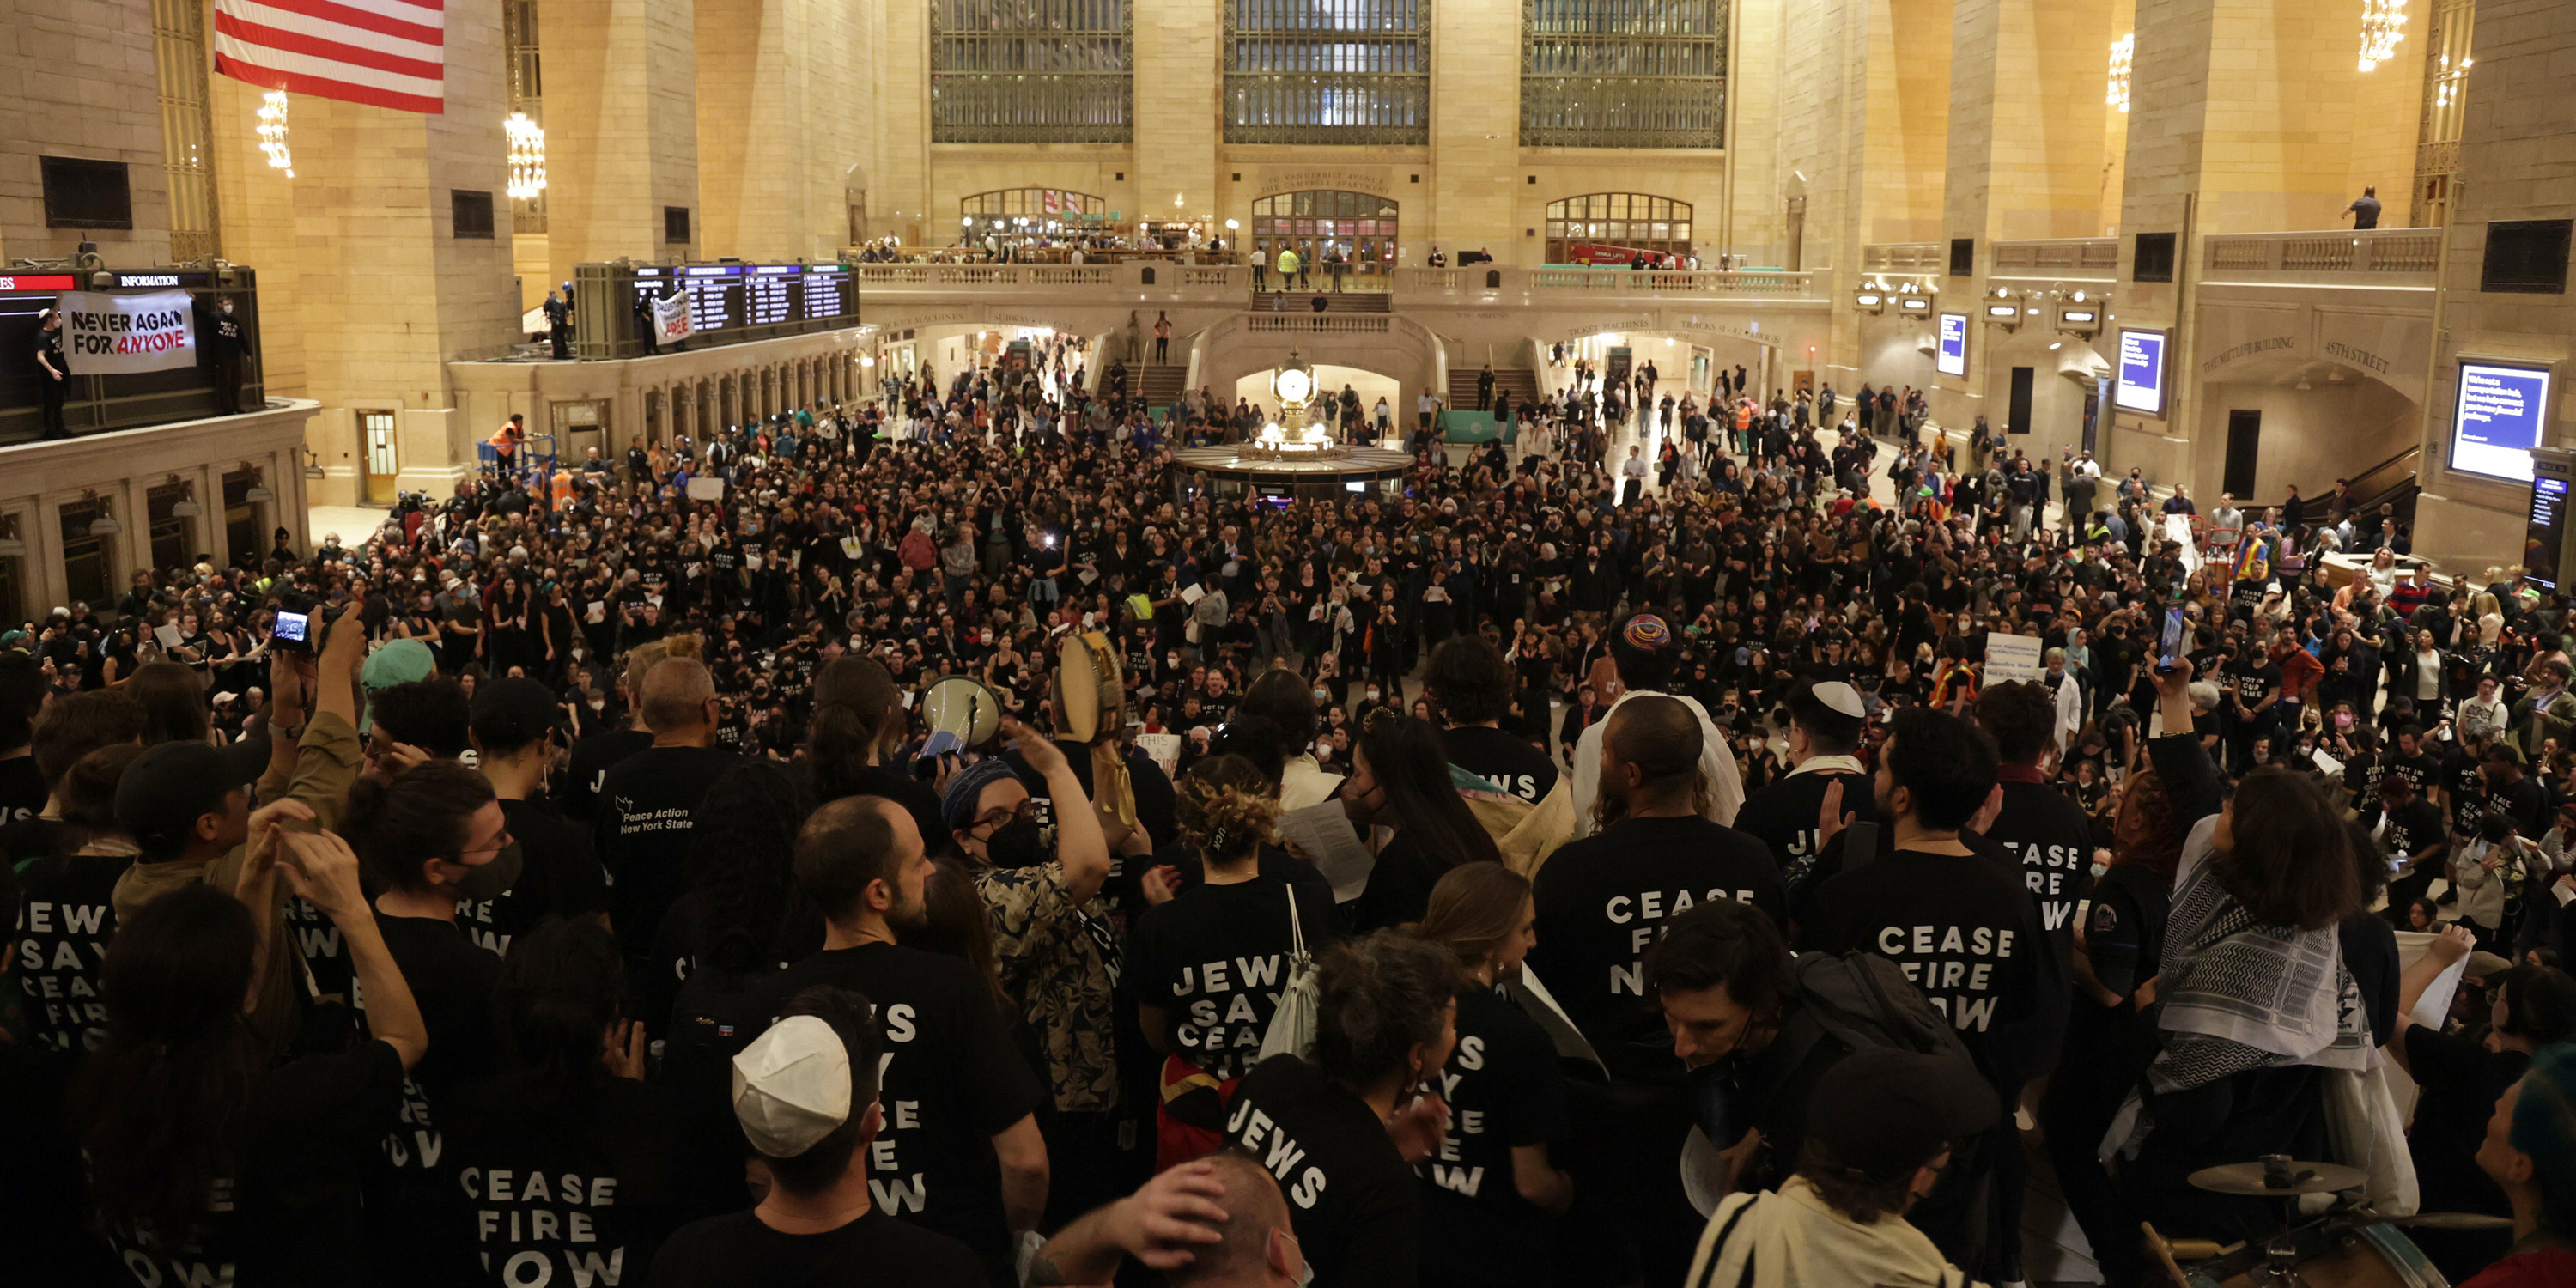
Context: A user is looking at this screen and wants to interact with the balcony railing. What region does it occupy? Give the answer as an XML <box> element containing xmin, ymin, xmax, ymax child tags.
<box><xmin>2201</xmin><ymin>228</ymin><xmax>2442</xmax><ymax>279</ymax></box>
<box><xmin>1392</xmin><ymin>266</ymin><xmax>1820</xmax><ymax>301</ymax></box>
<box><xmin>847</xmin><ymin>261</ymin><xmax>1825</xmax><ymax>307</ymax></box>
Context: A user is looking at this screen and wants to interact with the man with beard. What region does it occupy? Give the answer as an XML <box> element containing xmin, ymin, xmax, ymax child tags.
<box><xmin>1531</xmin><ymin>696</ymin><xmax>1782</xmax><ymax>1286</ymax></box>
<box><xmin>720</xmin><ymin>795</ymin><xmax>1050</xmax><ymax>1285</ymax></box>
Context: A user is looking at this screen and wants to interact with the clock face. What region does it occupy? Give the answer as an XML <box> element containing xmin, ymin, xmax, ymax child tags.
<box><xmin>1276</xmin><ymin>369</ymin><xmax>1312</xmax><ymax>402</ymax></box>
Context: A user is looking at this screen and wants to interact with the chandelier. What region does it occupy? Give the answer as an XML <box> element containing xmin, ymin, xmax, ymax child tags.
<box><xmin>506</xmin><ymin>112</ymin><xmax>548</xmax><ymax>200</ymax></box>
<box><xmin>2106</xmin><ymin>33</ymin><xmax>2134</xmax><ymax>112</ymax></box>
<box><xmin>2358</xmin><ymin>0</ymin><xmax>2406</xmax><ymax>70</ymax></box>
<box><xmin>257</xmin><ymin>90</ymin><xmax>293</xmax><ymax>177</ymax></box>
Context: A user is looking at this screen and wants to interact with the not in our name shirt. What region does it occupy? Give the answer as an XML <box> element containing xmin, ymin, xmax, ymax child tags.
<box><xmin>1418</xmin><ymin>985</ymin><xmax>1568</xmax><ymax>1287</ymax></box>
<box><xmin>1127</xmin><ymin>874</ymin><xmax>1343</xmax><ymax>1082</ymax></box>
<box><xmin>1224</xmin><ymin>1054</ymin><xmax>1420</xmax><ymax>1288</ymax></box>
<box><xmin>724</xmin><ymin>942</ymin><xmax>1044</xmax><ymax>1272</ymax></box>
<box><xmin>1529</xmin><ymin>814</ymin><xmax>1785</xmax><ymax>1084</ymax></box>
<box><xmin>1801</xmin><ymin>848</ymin><xmax>2059</xmax><ymax>1087</ymax></box>
<box><xmin>9</xmin><ymin>849</ymin><xmax>131</xmax><ymax>1054</ymax></box>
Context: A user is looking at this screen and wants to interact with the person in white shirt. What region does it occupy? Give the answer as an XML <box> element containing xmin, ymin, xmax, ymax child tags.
<box><xmin>2461</xmin><ymin>673</ymin><xmax>2510</xmax><ymax>745</ymax></box>
<box><xmin>1686</xmin><ymin>1048</ymin><xmax>1998</xmax><ymax>1288</ymax></box>
<box><xmin>1619</xmin><ymin>446</ymin><xmax>1650</xmax><ymax>507</ymax></box>
<box><xmin>1569</xmin><ymin>613</ymin><xmax>1747</xmax><ymax>837</ymax></box>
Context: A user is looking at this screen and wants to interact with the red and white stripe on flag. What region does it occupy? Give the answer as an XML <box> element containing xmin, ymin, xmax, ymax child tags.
<box><xmin>214</xmin><ymin>0</ymin><xmax>446</xmax><ymax>114</ymax></box>
<box><xmin>1042</xmin><ymin>189</ymin><xmax>1061</xmax><ymax>216</ymax></box>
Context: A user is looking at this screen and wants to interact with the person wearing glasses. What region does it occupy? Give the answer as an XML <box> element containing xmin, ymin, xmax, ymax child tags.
<box><xmin>343</xmin><ymin>756</ymin><xmax>517</xmax><ymax>1284</ymax></box>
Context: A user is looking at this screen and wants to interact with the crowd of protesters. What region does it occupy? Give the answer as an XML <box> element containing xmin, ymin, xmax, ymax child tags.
<box><xmin>6</xmin><ymin>346</ymin><xmax>2576</xmax><ymax>1288</ymax></box>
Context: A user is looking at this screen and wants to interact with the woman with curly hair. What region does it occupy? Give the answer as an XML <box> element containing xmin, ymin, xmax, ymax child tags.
<box><xmin>1127</xmin><ymin>754</ymin><xmax>1342</xmax><ymax>1169</ymax></box>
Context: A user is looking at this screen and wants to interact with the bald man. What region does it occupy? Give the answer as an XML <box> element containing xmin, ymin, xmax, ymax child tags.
<box><xmin>1031</xmin><ymin>1151</ymin><xmax>1305</xmax><ymax>1287</ymax></box>
<box><xmin>592</xmin><ymin>653</ymin><xmax>738</xmax><ymax>1016</ymax></box>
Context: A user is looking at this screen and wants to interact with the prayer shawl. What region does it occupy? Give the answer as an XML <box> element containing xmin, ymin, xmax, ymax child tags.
<box><xmin>2148</xmin><ymin>842</ymin><xmax>2371</xmax><ymax>1095</ymax></box>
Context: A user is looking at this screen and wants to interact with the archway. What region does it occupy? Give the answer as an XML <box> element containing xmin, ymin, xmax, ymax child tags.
<box><xmin>960</xmin><ymin>187</ymin><xmax>1107</xmax><ymax>242</ymax></box>
<box><xmin>1250</xmin><ymin>191</ymin><xmax>1400</xmax><ymax>283</ymax></box>
<box><xmin>1230</xmin><ymin>362</ymin><xmax>1402</xmax><ymax>430</ymax></box>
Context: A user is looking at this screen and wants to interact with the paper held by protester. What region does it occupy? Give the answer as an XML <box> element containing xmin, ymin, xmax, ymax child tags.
<box><xmin>1984</xmin><ymin>633</ymin><xmax>2044</xmax><ymax>683</ymax></box>
<box><xmin>1277</xmin><ymin>800</ymin><xmax>1376</xmax><ymax>902</ymax></box>
<box><xmin>685</xmin><ymin>477</ymin><xmax>726</xmax><ymax>501</ymax></box>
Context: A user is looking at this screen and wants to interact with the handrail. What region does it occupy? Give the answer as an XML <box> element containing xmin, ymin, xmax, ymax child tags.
<box><xmin>2201</xmin><ymin>228</ymin><xmax>2441</xmax><ymax>276</ymax></box>
<box><xmin>2227</xmin><ymin>445</ymin><xmax>2421</xmax><ymax>518</ymax></box>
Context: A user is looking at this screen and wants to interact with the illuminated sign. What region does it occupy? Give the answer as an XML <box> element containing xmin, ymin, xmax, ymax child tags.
<box><xmin>2528</xmin><ymin>472</ymin><xmax>2568</xmax><ymax>589</ymax></box>
<box><xmin>2115</xmin><ymin>328</ymin><xmax>2167</xmax><ymax>416</ymax></box>
<box><xmin>2451</xmin><ymin>359</ymin><xmax>2555</xmax><ymax>483</ymax></box>
<box><xmin>116</xmin><ymin>274</ymin><xmax>179</xmax><ymax>288</ymax></box>
<box><xmin>1899</xmin><ymin>297</ymin><xmax>1931</xmax><ymax>311</ymax></box>
<box><xmin>0</xmin><ymin>274</ymin><xmax>78</xmax><ymax>291</ymax></box>
<box><xmin>1986</xmin><ymin>304</ymin><xmax>2020</xmax><ymax>319</ymax></box>
<box><xmin>1855</xmin><ymin>294</ymin><xmax>1882</xmax><ymax>306</ymax></box>
<box><xmin>2061</xmin><ymin>309</ymin><xmax>2098</xmax><ymax>324</ymax></box>
<box><xmin>1936</xmin><ymin>313</ymin><xmax>1969</xmax><ymax>376</ymax></box>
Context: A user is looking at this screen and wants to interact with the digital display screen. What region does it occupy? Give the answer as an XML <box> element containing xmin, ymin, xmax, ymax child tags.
<box><xmin>803</xmin><ymin>267</ymin><xmax>850</xmax><ymax>319</ymax></box>
<box><xmin>683</xmin><ymin>266</ymin><xmax>738</xmax><ymax>331</ymax></box>
<box><xmin>745</xmin><ymin>267</ymin><xmax>797</xmax><ymax>326</ymax></box>
<box><xmin>2062</xmin><ymin>308</ymin><xmax>2097</xmax><ymax>324</ymax></box>
<box><xmin>1935</xmin><ymin>313</ymin><xmax>1969</xmax><ymax>377</ymax></box>
<box><xmin>2528</xmin><ymin>473</ymin><xmax>2568</xmax><ymax>589</ymax></box>
<box><xmin>2451</xmin><ymin>360</ymin><xmax>2555</xmax><ymax>483</ymax></box>
<box><xmin>2115</xmin><ymin>329</ymin><xmax>2167</xmax><ymax>416</ymax></box>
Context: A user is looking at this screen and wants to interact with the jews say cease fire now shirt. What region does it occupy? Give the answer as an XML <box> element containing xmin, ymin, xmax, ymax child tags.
<box><xmin>1126</xmin><ymin>874</ymin><xmax>1344</xmax><ymax>1082</ymax></box>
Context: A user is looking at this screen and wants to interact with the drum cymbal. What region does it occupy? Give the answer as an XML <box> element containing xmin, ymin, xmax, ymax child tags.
<box><xmin>2386</xmin><ymin>1212</ymin><xmax>2514</xmax><ymax>1230</ymax></box>
<box><xmin>2186</xmin><ymin>1161</ymin><xmax>2369</xmax><ymax>1196</ymax></box>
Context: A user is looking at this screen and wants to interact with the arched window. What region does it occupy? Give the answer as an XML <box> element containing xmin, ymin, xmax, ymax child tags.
<box><xmin>1523</xmin><ymin>0</ymin><xmax>1725</xmax><ymax>148</ymax></box>
<box><xmin>1249</xmin><ymin>191</ymin><xmax>1401</xmax><ymax>277</ymax></box>
<box><xmin>959</xmin><ymin>188</ymin><xmax>1107</xmax><ymax>239</ymax></box>
<box><xmin>933</xmin><ymin>0</ymin><xmax>1132</xmax><ymax>143</ymax></box>
<box><xmin>1545</xmin><ymin>194</ymin><xmax>1695</xmax><ymax>264</ymax></box>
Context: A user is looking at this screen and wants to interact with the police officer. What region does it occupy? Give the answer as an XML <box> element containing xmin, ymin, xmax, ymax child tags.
<box><xmin>543</xmin><ymin>286</ymin><xmax>573</xmax><ymax>359</ymax></box>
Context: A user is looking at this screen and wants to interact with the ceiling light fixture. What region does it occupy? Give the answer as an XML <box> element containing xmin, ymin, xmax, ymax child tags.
<box><xmin>2107</xmin><ymin>34</ymin><xmax>2135</xmax><ymax>112</ymax></box>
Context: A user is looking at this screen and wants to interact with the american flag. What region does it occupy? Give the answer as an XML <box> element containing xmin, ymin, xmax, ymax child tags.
<box><xmin>213</xmin><ymin>0</ymin><xmax>446</xmax><ymax>114</ymax></box>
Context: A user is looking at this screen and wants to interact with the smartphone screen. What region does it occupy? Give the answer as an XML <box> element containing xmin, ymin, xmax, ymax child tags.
<box><xmin>2158</xmin><ymin>606</ymin><xmax>2186</xmax><ymax>669</ymax></box>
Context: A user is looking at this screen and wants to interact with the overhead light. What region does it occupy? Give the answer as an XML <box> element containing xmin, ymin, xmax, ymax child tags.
<box><xmin>85</xmin><ymin>494</ymin><xmax>121</xmax><ymax>537</ymax></box>
<box><xmin>506</xmin><ymin>112</ymin><xmax>548</xmax><ymax>200</ymax></box>
<box><xmin>2358</xmin><ymin>0</ymin><xmax>2406</xmax><ymax>70</ymax></box>
<box><xmin>171</xmin><ymin>497</ymin><xmax>201</xmax><ymax>517</ymax></box>
<box><xmin>2107</xmin><ymin>34</ymin><xmax>2134</xmax><ymax>112</ymax></box>
<box><xmin>258</xmin><ymin>89</ymin><xmax>295</xmax><ymax>178</ymax></box>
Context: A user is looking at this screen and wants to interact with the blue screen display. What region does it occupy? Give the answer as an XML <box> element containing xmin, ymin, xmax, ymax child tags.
<box><xmin>1936</xmin><ymin>313</ymin><xmax>1968</xmax><ymax>377</ymax></box>
<box><xmin>2451</xmin><ymin>361</ymin><xmax>2555</xmax><ymax>483</ymax></box>
<box><xmin>2115</xmin><ymin>329</ymin><xmax>2166</xmax><ymax>416</ymax></box>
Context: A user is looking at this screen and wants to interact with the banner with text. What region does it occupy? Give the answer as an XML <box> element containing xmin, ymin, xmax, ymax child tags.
<box><xmin>56</xmin><ymin>290</ymin><xmax>197</xmax><ymax>374</ymax></box>
<box><xmin>653</xmin><ymin>290</ymin><xmax>695</xmax><ymax>344</ymax></box>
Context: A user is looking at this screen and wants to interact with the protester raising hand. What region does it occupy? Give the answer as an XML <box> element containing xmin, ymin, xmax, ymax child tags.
<box><xmin>281</xmin><ymin>828</ymin><xmax>429</xmax><ymax>1071</ymax></box>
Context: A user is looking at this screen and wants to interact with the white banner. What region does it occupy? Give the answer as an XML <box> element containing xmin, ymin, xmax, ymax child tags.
<box><xmin>1984</xmin><ymin>633</ymin><xmax>2045</xmax><ymax>684</ymax></box>
<box><xmin>57</xmin><ymin>290</ymin><xmax>197</xmax><ymax>374</ymax></box>
<box><xmin>652</xmin><ymin>291</ymin><xmax>694</xmax><ymax>344</ymax></box>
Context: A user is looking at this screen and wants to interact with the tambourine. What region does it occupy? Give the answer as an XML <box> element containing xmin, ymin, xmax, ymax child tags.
<box><xmin>922</xmin><ymin>676</ymin><xmax>1002</xmax><ymax>750</ymax></box>
<box><xmin>1055</xmin><ymin>631</ymin><xmax>1127</xmax><ymax>744</ymax></box>
<box><xmin>1054</xmin><ymin>630</ymin><xmax>1139</xmax><ymax>830</ymax></box>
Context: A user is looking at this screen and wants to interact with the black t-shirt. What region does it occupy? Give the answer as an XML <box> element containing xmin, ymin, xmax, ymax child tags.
<box><xmin>2403</xmin><ymin>1027</ymin><xmax>2527</xmax><ymax>1218</ymax></box>
<box><xmin>460</xmin><ymin>797</ymin><xmax>609</xmax><ymax>957</ymax></box>
<box><xmin>2223</xmin><ymin>658</ymin><xmax>2281</xmax><ymax>713</ymax></box>
<box><xmin>442</xmin><ymin>1072</ymin><xmax>688</xmax><ymax>1288</ymax></box>
<box><xmin>646</xmin><ymin>1209</ymin><xmax>984</xmax><ymax>1288</ymax></box>
<box><xmin>594</xmin><ymin>745</ymin><xmax>740</xmax><ymax>963</ymax></box>
<box><xmin>813</xmin><ymin>762</ymin><xmax>949</xmax><ymax>859</ymax></box>
<box><xmin>1801</xmin><ymin>849</ymin><xmax>2059</xmax><ymax>1088</ymax></box>
<box><xmin>9</xmin><ymin>849</ymin><xmax>130</xmax><ymax>1054</ymax></box>
<box><xmin>2082</xmin><ymin>861</ymin><xmax>2172</xmax><ymax>998</ymax></box>
<box><xmin>1127</xmin><ymin>875</ymin><xmax>1343</xmax><ymax>1081</ymax></box>
<box><xmin>1732</xmin><ymin>765</ymin><xmax>1875</xmax><ymax>895</ymax></box>
<box><xmin>722</xmin><ymin>944</ymin><xmax>1044</xmax><ymax>1268</ymax></box>
<box><xmin>1224</xmin><ymin>1054</ymin><xmax>1420</xmax><ymax>1288</ymax></box>
<box><xmin>103</xmin><ymin>1039</ymin><xmax>405</xmax><ymax>1288</ymax></box>
<box><xmin>1529</xmin><ymin>815</ymin><xmax>1785</xmax><ymax>1085</ymax></box>
<box><xmin>1980</xmin><ymin>778</ymin><xmax>2096</xmax><ymax>965</ymax></box>
<box><xmin>1441</xmin><ymin>725</ymin><xmax>1558</xmax><ymax>805</ymax></box>
<box><xmin>2382</xmin><ymin>798</ymin><xmax>2447</xmax><ymax>863</ymax></box>
<box><xmin>1418</xmin><ymin>986</ymin><xmax>1567</xmax><ymax>1286</ymax></box>
<box><xmin>0</xmin><ymin>755</ymin><xmax>45</xmax><ymax>829</ymax></box>
<box><xmin>365</xmin><ymin>913</ymin><xmax>504</xmax><ymax>1287</ymax></box>
<box><xmin>562</xmin><ymin>728</ymin><xmax>654</xmax><ymax>823</ymax></box>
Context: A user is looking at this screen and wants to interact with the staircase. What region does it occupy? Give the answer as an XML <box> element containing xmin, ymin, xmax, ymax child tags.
<box><xmin>1250</xmin><ymin>289</ymin><xmax>1392</xmax><ymax>313</ymax></box>
<box><xmin>1448</xmin><ymin>368</ymin><xmax>1542</xmax><ymax>413</ymax></box>
<box><xmin>1138</xmin><ymin>364</ymin><xmax>1188</xmax><ymax>408</ymax></box>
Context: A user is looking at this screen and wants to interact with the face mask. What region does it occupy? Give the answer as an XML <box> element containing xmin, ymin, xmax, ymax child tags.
<box><xmin>1314</xmin><ymin>688</ymin><xmax>1330</xmax><ymax>703</ymax></box>
<box><xmin>983</xmin><ymin>816</ymin><xmax>1048</xmax><ymax>868</ymax></box>
<box><xmin>1366</xmin><ymin>689</ymin><xmax>1382</xmax><ymax>702</ymax></box>
<box><xmin>449</xmin><ymin>841</ymin><xmax>524</xmax><ymax>902</ymax></box>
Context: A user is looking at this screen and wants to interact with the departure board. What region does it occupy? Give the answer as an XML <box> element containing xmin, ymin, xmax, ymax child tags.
<box><xmin>803</xmin><ymin>266</ymin><xmax>851</xmax><ymax>319</ymax></box>
<box><xmin>745</xmin><ymin>266</ymin><xmax>798</xmax><ymax>326</ymax></box>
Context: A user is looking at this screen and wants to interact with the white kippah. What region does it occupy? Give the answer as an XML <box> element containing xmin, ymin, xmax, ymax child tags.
<box><xmin>1811</xmin><ymin>681</ymin><xmax>1867</xmax><ymax>720</ymax></box>
<box><xmin>731</xmin><ymin>1014</ymin><xmax>853</xmax><ymax>1157</ymax></box>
